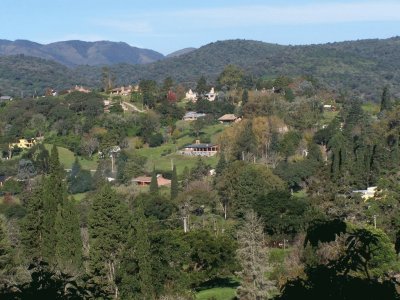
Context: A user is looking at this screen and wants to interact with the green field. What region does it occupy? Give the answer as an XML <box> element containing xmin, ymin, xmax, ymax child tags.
<box><xmin>196</xmin><ymin>287</ymin><xmax>236</xmax><ymax>300</ymax></box>
<box><xmin>44</xmin><ymin>144</ymin><xmax>98</xmax><ymax>171</ymax></box>
<box><xmin>135</xmin><ymin>124</ymin><xmax>224</xmax><ymax>174</ymax></box>
<box><xmin>362</xmin><ymin>102</ymin><xmax>380</xmax><ymax>115</ymax></box>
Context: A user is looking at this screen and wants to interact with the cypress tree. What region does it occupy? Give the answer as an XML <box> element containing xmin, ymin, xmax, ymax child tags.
<box><xmin>20</xmin><ymin>182</ymin><xmax>45</xmax><ymax>260</ymax></box>
<box><xmin>88</xmin><ymin>184</ymin><xmax>129</xmax><ymax>298</ymax></box>
<box><xmin>241</xmin><ymin>88</ymin><xmax>249</xmax><ymax>106</ymax></box>
<box><xmin>42</xmin><ymin>145</ymin><xmax>65</xmax><ymax>263</ymax></box>
<box><xmin>380</xmin><ymin>85</ymin><xmax>392</xmax><ymax>112</ymax></box>
<box><xmin>133</xmin><ymin>199</ymin><xmax>154</xmax><ymax>298</ymax></box>
<box><xmin>54</xmin><ymin>197</ymin><xmax>82</xmax><ymax>273</ymax></box>
<box><xmin>170</xmin><ymin>165</ymin><xmax>178</xmax><ymax>200</ymax></box>
<box><xmin>215</xmin><ymin>153</ymin><xmax>227</xmax><ymax>176</ymax></box>
<box><xmin>149</xmin><ymin>167</ymin><xmax>159</xmax><ymax>195</ymax></box>
<box><xmin>0</xmin><ymin>215</ymin><xmax>13</xmax><ymax>276</ymax></box>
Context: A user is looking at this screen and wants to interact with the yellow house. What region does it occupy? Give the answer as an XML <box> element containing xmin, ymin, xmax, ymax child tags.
<box><xmin>9</xmin><ymin>138</ymin><xmax>36</xmax><ymax>149</ymax></box>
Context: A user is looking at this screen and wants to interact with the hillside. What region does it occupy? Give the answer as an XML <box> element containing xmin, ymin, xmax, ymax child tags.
<box><xmin>1</xmin><ymin>37</ymin><xmax>400</xmax><ymax>99</ymax></box>
<box><xmin>0</xmin><ymin>39</ymin><xmax>164</xmax><ymax>67</ymax></box>
<box><xmin>166</xmin><ymin>47</ymin><xmax>197</xmax><ymax>58</ymax></box>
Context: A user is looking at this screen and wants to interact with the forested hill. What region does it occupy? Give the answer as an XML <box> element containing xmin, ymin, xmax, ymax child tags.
<box><xmin>0</xmin><ymin>39</ymin><xmax>164</xmax><ymax>67</ymax></box>
<box><xmin>1</xmin><ymin>37</ymin><xmax>400</xmax><ymax>99</ymax></box>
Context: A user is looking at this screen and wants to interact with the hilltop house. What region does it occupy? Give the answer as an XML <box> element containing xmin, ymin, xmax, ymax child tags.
<box><xmin>110</xmin><ymin>85</ymin><xmax>137</xmax><ymax>96</ymax></box>
<box><xmin>205</xmin><ymin>87</ymin><xmax>217</xmax><ymax>101</ymax></box>
<box><xmin>0</xmin><ymin>96</ymin><xmax>13</xmax><ymax>103</ymax></box>
<box><xmin>9</xmin><ymin>138</ymin><xmax>37</xmax><ymax>149</ymax></box>
<box><xmin>352</xmin><ymin>186</ymin><xmax>377</xmax><ymax>201</ymax></box>
<box><xmin>68</xmin><ymin>85</ymin><xmax>91</xmax><ymax>94</ymax></box>
<box><xmin>218</xmin><ymin>114</ymin><xmax>241</xmax><ymax>124</ymax></box>
<box><xmin>181</xmin><ymin>140</ymin><xmax>218</xmax><ymax>157</ymax></box>
<box><xmin>183</xmin><ymin>111</ymin><xmax>206</xmax><ymax>121</ymax></box>
<box><xmin>185</xmin><ymin>89</ymin><xmax>198</xmax><ymax>102</ymax></box>
<box><xmin>133</xmin><ymin>174</ymin><xmax>171</xmax><ymax>186</ymax></box>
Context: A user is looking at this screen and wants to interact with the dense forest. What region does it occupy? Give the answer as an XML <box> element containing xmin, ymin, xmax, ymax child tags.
<box><xmin>1</xmin><ymin>55</ymin><xmax>400</xmax><ymax>299</ymax></box>
<box><xmin>1</xmin><ymin>37</ymin><xmax>400</xmax><ymax>100</ymax></box>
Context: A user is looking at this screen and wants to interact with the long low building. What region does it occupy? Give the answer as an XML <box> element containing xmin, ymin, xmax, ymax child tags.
<box><xmin>180</xmin><ymin>140</ymin><xmax>218</xmax><ymax>157</ymax></box>
<box><xmin>133</xmin><ymin>174</ymin><xmax>171</xmax><ymax>186</ymax></box>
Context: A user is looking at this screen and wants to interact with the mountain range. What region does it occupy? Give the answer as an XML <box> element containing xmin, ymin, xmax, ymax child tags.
<box><xmin>1</xmin><ymin>37</ymin><xmax>400</xmax><ymax>100</ymax></box>
<box><xmin>0</xmin><ymin>40</ymin><xmax>165</xmax><ymax>67</ymax></box>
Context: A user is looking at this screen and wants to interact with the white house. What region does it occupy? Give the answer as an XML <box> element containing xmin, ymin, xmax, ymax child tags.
<box><xmin>185</xmin><ymin>89</ymin><xmax>198</xmax><ymax>102</ymax></box>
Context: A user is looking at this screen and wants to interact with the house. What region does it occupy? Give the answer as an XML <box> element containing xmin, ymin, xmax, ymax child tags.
<box><xmin>110</xmin><ymin>85</ymin><xmax>134</xmax><ymax>96</ymax></box>
<box><xmin>68</xmin><ymin>85</ymin><xmax>91</xmax><ymax>94</ymax></box>
<box><xmin>0</xmin><ymin>96</ymin><xmax>13</xmax><ymax>102</ymax></box>
<box><xmin>323</xmin><ymin>104</ymin><xmax>336</xmax><ymax>111</ymax></box>
<box><xmin>9</xmin><ymin>138</ymin><xmax>37</xmax><ymax>149</ymax></box>
<box><xmin>205</xmin><ymin>87</ymin><xmax>217</xmax><ymax>101</ymax></box>
<box><xmin>185</xmin><ymin>89</ymin><xmax>198</xmax><ymax>102</ymax></box>
<box><xmin>181</xmin><ymin>140</ymin><xmax>218</xmax><ymax>157</ymax></box>
<box><xmin>352</xmin><ymin>186</ymin><xmax>377</xmax><ymax>200</ymax></box>
<box><xmin>183</xmin><ymin>111</ymin><xmax>206</xmax><ymax>121</ymax></box>
<box><xmin>133</xmin><ymin>174</ymin><xmax>171</xmax><ymax>186</ymax></box>
<box><xmin>218</xmin><ymin>114</ymin><xmax>241</xmax><ymax>124</ymax></box>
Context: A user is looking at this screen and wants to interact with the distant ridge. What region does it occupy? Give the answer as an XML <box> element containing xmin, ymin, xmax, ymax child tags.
<box><xmin>0</xmin><ymin>39</ymin><xmax>164</xmax><ymax>67</ymax></box>
<box><xmin>166</xmin><ymin>47</ymin><xmax>196</xmax><ymax>58</ymax></box>
<box><xmin>1</xmin><ymin>37</ymin><xmax>400</xmax><ymax>100</ymax></box>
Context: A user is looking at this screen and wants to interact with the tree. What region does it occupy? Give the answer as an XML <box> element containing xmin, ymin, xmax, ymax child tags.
<box><xmin>150</xmin><ymin>168</ymin><xmax>159</xmax><ymax>195</ymax></box>
<box><xmin>54</xmin><ymin>198</ymin><xmax>82</xmax><ymax>273</ymax></box>
<box><xmin>196</xmin><ymin>76</ymin><xmax>209</xmax><ymax>96</ymax></box>
<box><xmin>0</xmin><ymin>215</ymin><xmax>13</xmax><ymax>284</ymax></box>
<box><xmin>380</xmin><ymin>85</ymin><xmax>392</xmax><ymax>112</ymax></box>
<box><xmin>81</xmin><ymin>136</ymin><xmax>99</xmax><ymax>158</ymax></box>
<box><xmin>236</xmin><ymin>210</ymin><xmax>276</xmax><ymax>299</ymax></box>
<box><xmin>20</xmin><ymin>183</ymin><xmax>45</xmax><ymax>260</ymax></box>
<box><xmin>241</xmin><ymin>89</ymin><xmax>249</xmax><ymax>106</ymax></box>
<box><xmin>170</xmin><ymin>165</ymin><xmax>179</xmax><ymax>200</ymax></box>
<box><xmin>133</xmin><ymin>199</ymin><xmax>154</xmax><ymax>298</ymax></box>
<box><xmin>88</xmin><ymin>184</ymin><xmax>129</xmax><ymax>298</ymax></box>
<box><xmin>41</xmin><ymin>145</ymin><xmax>66</xmax><ymax>263</ymax></box>
<box><xmin>217</xmin><ymin>65</ymin><xmax>244</xmax><ymax>90</ymax></box>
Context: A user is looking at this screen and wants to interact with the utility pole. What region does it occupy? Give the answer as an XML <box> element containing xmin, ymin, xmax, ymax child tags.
<box><xmin>183</xmin><ymin>216</ymin><xmax>188</xmax><ymax>233</ymax></box>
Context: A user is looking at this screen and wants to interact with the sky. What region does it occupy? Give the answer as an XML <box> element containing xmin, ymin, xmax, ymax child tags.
<box><xmin>1</xmin><ymin>0</ymin><xmax>400</xmax><ymax>55</ymax></box>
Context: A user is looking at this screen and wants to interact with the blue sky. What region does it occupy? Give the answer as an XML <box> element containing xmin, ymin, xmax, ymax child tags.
<box><xmin>2</xmin><ymin>0</ymin><xmax>400</xmax><ymax>55</ymax></box>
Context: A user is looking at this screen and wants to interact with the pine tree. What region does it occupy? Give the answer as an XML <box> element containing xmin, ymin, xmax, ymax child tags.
<box><xmin>170</xmin><ymin>165</ymin><xmax>179</xmax><ymax>200</ymax></box>
<box><xmin>236</xmin><ymin>210</ymin><xmax>276</xmax><ymax>299</ymax></box>
<box><xmin>88</xmin><ymin>184</ymin><xmax>129</xmax><ymax>298</ymax></box>
<box><xmin>133</xmin><ymin>198</ymin><xmax>154</xmax><ymax>298</ymax></box>
<box><xmin>149</xmin><ymin>167</ymin><xmax>159</xmax><ymax>195</ymax></box>
<box><xmin>215</xmin><ymin>153</ymin><xmax>227</xmax><ymax>177</ymax></box>
<box><xmin>54</xmin><ymin>197</ymin><xmax>82</xmax><ymax>273</ymax></box>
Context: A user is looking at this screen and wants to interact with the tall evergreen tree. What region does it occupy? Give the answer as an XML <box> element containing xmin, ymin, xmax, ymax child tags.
<box><xmin>241</xmin><ymin>89</ymin><xmax>249</xmax><ymax>106</ymax></box>
<box><xmin>88</xmin><ymin>184</ymin><xmax>129</xmax><ymax>298</ymax></box>
<box><xmin>20</xmin><ymin>182</ymin><xmax>45</xmax><ymax>260</ymax></box>
<box><xmin>0</xmin><ymin>215</ymin><xmax>13</xmax><ymax>280</ymax></box>
<box><xmin>149</xmin><ymin>168</ymin><xmax>159</xmax><ymax>195</ymax></box>
<box><xmin>54</xmin><ymin>197</ymin><xmax>82</xmax><ymax>273</ymax></box>
<box><xmin>380</xmin><ymin>85</ymin><xmax>392</xmax><ymax>112</ymax></box>
<box><xmin>133</xmin><ymin>199</ymin><xmax>154</xmax><ymax>298</ymax></box>
<box><xmin>170</xmin><ymin>165</ymin><xmax>179</xmax><ymax>200</ymax></box>
<box><xmin>42</xmin><ymin>145</ymin><xmax>65</xmax><ymax>263</ymax></box>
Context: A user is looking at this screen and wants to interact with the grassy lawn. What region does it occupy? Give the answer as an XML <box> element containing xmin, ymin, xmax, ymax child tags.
<box><xmin>362</xmin><ymin>102</ymin><xmax>380</xmax><ymax>115</ymax></box>
<box><xmin>196</xmin><ymin>287</ymin><xmax>236</xmax><ymax>300</ymax></box>
<box><xmin>322</xmin><ymin>110</ymin><xmax>338</xmax><ymax>123</ymax></box>
<box><xmin>44</xmin><ymin>144</ymin><xmax>98</xmax><ymax>171</ymax></box>
<box><xmin>195</xmin><ymin>278</ymin><xmax>239</xmax><ymax>300</ymax></box>
<box><xmin>135</xmin><ymin>124</ymin><xmax>224</xmax><ymax>175</ymax></box>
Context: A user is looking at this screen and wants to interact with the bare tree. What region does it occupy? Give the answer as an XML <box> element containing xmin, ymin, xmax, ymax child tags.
<box><xmin>81</xmin><ymin>136</ymin><xmax>99</xmax><ymax>158</ymax></box>
<box><xmin>236</xmin><ymin>210</ymin><xmax>277</xmax><ymax>299</ymax></box>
